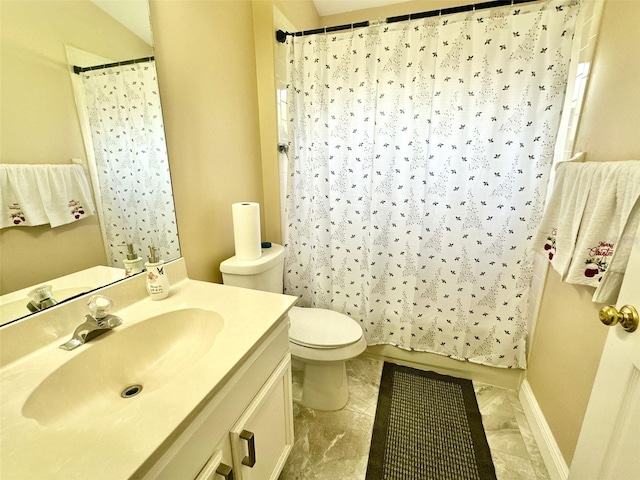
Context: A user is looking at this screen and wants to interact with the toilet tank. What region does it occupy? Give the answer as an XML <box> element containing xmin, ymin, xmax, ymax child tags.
<box><xmin>220</xmin><ymin>243</ymin><xmax>285</xmax><ymax>294</ymax></box>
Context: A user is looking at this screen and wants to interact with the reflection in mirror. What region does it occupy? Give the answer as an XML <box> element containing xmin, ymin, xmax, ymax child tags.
<box><xmin>74</xmin><ymin>56</ymin><xmax>180</xmax><ymax>267</ymax></box>
<box><xmin>0</xmin><ymin>0</ymin><xmax>179</xmax><ymax>326</ymax></box>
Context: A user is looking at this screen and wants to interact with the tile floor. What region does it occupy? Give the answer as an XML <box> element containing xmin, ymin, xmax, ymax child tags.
<box><xmin>279</xmin><ymin>356</ymin><xmax>550</xmax><ymax>480</ymax></box>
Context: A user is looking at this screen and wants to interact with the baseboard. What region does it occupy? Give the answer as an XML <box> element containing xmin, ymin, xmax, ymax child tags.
<box><xmin>364</xmin><ymin>345</ymin><xmax>525</xmax><ymax>390</ymax></box>
<box><xmin>519</xmin><ymin>380</ymin><xmax>569</xmax><ymax>480</ymax></box>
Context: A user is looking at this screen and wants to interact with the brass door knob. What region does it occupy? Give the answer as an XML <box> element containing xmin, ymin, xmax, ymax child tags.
<box><xmin>599</xmin><ymin>305</ymin><xmax>639</xmax><ymax>333</ymax></box>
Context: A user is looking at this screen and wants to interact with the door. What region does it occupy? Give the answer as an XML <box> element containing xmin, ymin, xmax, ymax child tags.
<box><xmin>569</xmin><ymin>237</ymin><xmax>640</xmax><ymax>478</ymax></box>
<box><xmin>230</xmin><ymin>357</ymin><xmax>294</xmax><ymax>480</ymax></box>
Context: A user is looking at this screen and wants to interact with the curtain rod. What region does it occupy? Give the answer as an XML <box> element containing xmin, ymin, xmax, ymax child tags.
<box><xmin>276</xmin><ymin>0</ymin><xmax>540</xmax><ymax>43</ymax></box>
<box><xmin>73</xmin><ymin>56</ymin><xmax>154</xmax><ymax>75</ymax></box>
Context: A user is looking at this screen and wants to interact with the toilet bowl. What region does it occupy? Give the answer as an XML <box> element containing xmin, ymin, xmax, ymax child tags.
<box><xmin>288</xmin><ymin>306</ymin><xmax>367</xmax><ymax>410</ymax></box>
<box><xmin>220</xmin><ymin>244</ymin><xmax>366</xmax><ymax>411</ymax></box>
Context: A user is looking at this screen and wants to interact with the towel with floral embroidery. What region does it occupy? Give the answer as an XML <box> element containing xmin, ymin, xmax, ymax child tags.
<box><xmin>533</xmin><ymin>161</ymin><xmax>598</xmax><ymax>278</ymax></box>
<box><xmin>535</xmin><ymin>160</ymin><xmax>640</xmax><ymax>303</ymax></box>
<box><xmin>564</xmin><ymin>161</ymin><xmax>640</xmax><ymax>301</ymax></box>
<box><xmin>592</xmin><ymin>194</ymin><xmax>640</xmax><ymax>303</ymax></box>
<box><xmin>0</xmin><ymin>164</ymin><xmax>95</xmax><ymax>228</ymax></box>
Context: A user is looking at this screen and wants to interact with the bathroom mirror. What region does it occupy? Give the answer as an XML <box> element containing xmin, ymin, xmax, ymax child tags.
<box><xmin>0</xmin><ymin>0</ymin><xmax>179</xmax><ymax>325</ymax></box>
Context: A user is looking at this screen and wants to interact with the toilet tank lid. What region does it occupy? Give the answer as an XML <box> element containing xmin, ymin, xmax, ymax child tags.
<box><xmin>220</xmin><ymin>243</ymin><xmax>285</xmax><ymax>275</ymax></box>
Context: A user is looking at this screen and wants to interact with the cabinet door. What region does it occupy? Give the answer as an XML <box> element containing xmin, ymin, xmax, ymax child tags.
<box><xmin>230</xmin><ymin>356</ymin><xmax>294</xmax><ymax>480</ymax></box>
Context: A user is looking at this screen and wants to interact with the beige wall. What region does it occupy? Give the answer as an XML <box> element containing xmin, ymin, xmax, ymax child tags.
<box><xmin>253</xmin><ymin>1</ymin><xmax>282</xmax><ymax>247</ymax></box>
<box><xmin>149</xmin><ymin>0</ymin><xmax>319</xmax><ymax>284</ymax></box>
<box><xmin>320</xmin><ymin>0</ymin><xmax>472</xmax><ymax>25</ymax></box>
<box><xmin>526</xmin><ymin>0</ymin><xmax>640</xmax><ymax>465</ymax></box>
<box><xmin>150</xmin><ymin>0</ymin><xmax>261</xmax><ymax>284</ymax></box>
<box><xmin>573</xmin><ymin>0</ymin><xmax>640</xmax><ymax>162</ymax></box>
<box><xmin>274</xmin><ymin>0</ymin><xmax>321</xmax><ymax>30</ymax></box>
<box><xmin>253</xmin><ymin>1</ymin><xmax>321</xmax><ymax>248</ymax></box>
<box><xmin>0</xmin><ymin>0</ymin><xmax>151</xmax><ymax>294</ymax></box>
<box><xmin>527</xmin><ymin>271</ymin><xmax>605</xmax><ymax>464</ymax></box>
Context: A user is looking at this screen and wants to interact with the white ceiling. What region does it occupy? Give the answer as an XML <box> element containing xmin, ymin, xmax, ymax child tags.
<box><xmin>312</xmin><ymin>0</ymin><xmax>408</xmax><ymax>17</ymax></box>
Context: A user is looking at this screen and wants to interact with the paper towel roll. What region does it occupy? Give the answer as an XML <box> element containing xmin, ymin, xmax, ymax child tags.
<box><xmin>232</xmin><ymin>202</ymin><xmax>262</xmax><ymax>260</ymax></box>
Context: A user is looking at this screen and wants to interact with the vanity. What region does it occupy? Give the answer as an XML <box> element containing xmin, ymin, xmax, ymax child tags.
<box><xmin>0</xmin><ymin>259</ymin><xmax>297</xmax><ymax>479</ymax></box>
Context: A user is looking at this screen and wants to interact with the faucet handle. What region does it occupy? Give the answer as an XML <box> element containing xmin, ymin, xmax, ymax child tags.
<box><xmin>28</xmin><ymin>285</ymin><xmax>55</xmax><ymax>303</ymax></box>
<box><xmin>26</xmin><ymin>285</ymin><xmax>58</xmax><ymax>312</ymax></box>
<box><xmin>87</xmin><ymin>295</ymin><xmax>113</xmax><ymax>319</ymax></box>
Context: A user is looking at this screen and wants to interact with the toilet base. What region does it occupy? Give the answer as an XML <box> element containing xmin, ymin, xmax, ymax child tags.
<box><xmin>296</xmin><ymin>358</ymin><xmax>349</xmax><ymax>411</ymax></box>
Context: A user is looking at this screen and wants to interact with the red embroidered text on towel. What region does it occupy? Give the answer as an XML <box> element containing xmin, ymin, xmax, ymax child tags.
<box><xmin>535</xmin><ymin>160</ymin><xmax>640</xmax><ymax>303</ymax></box>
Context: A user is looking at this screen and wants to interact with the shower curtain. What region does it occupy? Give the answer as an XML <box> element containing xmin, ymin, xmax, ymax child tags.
<box><xmin>283</xmin><ymin>0</ymin><xmax>581</xmax><ymax>368</ymax></box>
<box><xmin>80</xmin><ymin>61</ymin><xmax>180</xmax><ymax>267</ymax></box>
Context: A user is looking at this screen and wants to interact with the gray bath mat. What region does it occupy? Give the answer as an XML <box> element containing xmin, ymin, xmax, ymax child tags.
<box><xmin>366</xmin><ymin>362</ymin><xmax>496</xmax><ymax>480</ymax></box>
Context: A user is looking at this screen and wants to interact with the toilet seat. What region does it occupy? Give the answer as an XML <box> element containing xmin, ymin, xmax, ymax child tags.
<box><xmin>288</xmin><ymin>306</ymin><xmax>363</xmax><ymax>349</ymax></box>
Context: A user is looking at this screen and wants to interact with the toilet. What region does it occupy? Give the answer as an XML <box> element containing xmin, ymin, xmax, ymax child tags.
<box><xmin>220</xmin><ymin>243</ymin><xmax>366</xmax><ymax>411</ymax></box>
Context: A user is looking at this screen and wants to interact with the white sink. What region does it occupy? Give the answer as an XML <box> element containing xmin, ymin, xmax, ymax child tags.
<box><xmin>22</xmin><ymin>308</ymin><xmax>224</xmax><ymax>427</ymax></box>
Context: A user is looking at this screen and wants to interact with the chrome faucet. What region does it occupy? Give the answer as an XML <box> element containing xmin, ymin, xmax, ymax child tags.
<box><xmin>59</xmin><ymin>295</ymin><xmax>123</xmax><ymax>351</ymax></box>
<box><xmin>26</xmin><ymin>285</ymin><xmax>58</xmax><ymax>313</ymax></box>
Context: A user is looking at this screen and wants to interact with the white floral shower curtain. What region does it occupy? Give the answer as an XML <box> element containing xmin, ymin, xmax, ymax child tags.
<box><xmin>283</xmin><ymin>0</ymin><xmax>581</xmax><ymax>368</ymax></box>
<box><xmin>80</xmin><ymin>61</ymin><xmax>180</xmax><ymax>267</ymax></box>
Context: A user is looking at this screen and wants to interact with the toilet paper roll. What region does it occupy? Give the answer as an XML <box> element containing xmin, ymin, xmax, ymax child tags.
<box><xmin>232</xmin><ymin>202</ymin><xmax>262</xmax><ymax>260</ymax></box>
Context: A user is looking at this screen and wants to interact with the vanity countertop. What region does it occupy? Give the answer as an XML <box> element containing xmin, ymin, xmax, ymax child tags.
<box><xmin>0</xmin><ymin>262</ymin><xmax>296</xmax><ymax>479</ymax></box>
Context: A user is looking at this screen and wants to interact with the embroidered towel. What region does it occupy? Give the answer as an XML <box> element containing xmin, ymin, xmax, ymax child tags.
<box><xmin>564</xmin><ymin>161</ymin><xmax>640</xmax><ymax>290</ymax></box>
<box><xmin>533</xmin><ymin>161</ymin><xmax>597</xmax><ymax>278</ymax></box>
<box><xmin>0</xmin><ymin>164</ymin><xmax>95</xmax><ymax>228</ymax></box>
<box><xmin>592</xmin><ymin>195</ymin><xmax>640</xmax><ymax>303</ymax></box>
<box><xmin>0</xmin><ymin>166</ymin><xmax>48</xmax><ymax>227</ymax></box>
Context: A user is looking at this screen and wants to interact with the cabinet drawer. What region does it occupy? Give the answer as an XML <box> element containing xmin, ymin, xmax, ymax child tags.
<box><xmin>194</xmin><ymin>437</ymin><xmax>232</xmax><ymax>480</ymax></box>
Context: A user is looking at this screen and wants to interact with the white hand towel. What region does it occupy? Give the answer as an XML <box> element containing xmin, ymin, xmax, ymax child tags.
<box><xmin>533</xmin><ymin>162</ymin><xmax>597</xmax><ymax>278</ymax></box>
<box><xmin>35</xmin><ymin>164</ymin><xmax>95</xmax><ymax>227</ymax></box>
<box><xmin>0</xmin><ymin>165</ymin><xmax>48</xmax><ymax>228</ymax></box>
<box><xmin>565</xmin><ymin>161</ymin><xmax>640</xmax><ymax>289</ymax></box>
<box><xmin>0</xmin><ymin>164</ymin><xmax>95</xmax><ymax>229</ymax></box>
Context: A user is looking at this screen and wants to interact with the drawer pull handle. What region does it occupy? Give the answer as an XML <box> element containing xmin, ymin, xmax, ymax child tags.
<box><xmin>215</xmin><ymin>462</ymin><xmax>234</xmax><ymax>480</ymax></box>
<box><xmin>240</xmin><ymin>429</ymin><xmax>256</xmax><ymax>467</ymax></box>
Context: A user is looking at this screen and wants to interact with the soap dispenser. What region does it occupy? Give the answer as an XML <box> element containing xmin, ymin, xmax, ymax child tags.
<box><xmin>123</xmin><ymin>243</ymin><xmax>144</xmax><ymax>277</ymax></box>
<box><xmin>145</xmin><ymin>245</ymin><xmax>169</xmax><ymax>300</ymax></box>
